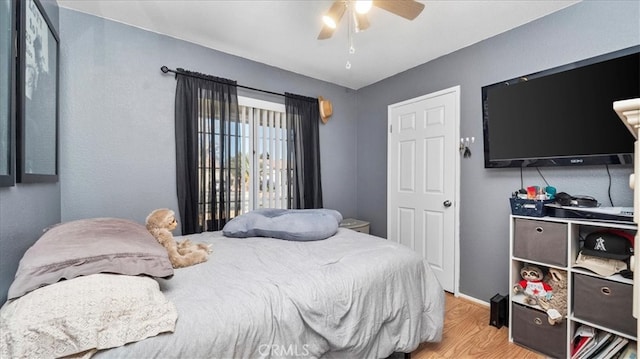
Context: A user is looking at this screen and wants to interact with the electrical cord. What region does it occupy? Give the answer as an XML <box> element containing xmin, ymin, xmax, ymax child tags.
<box><xmin>520</xmin><ymin>167</ymin><xmax>523</xmax><ymax>190</ymax></box>
<box><xmin>536</xmin><ymin>167</ymin><xmax>550</xmax><ymax>187</ymax></box>
<box><xmin>605</xmin><ymin>164</ymin><xmax>614</xmax><ymax>206</ymax></box>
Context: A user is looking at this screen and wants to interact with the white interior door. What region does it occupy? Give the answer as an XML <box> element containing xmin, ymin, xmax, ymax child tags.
<box><xmin>387</xmin><ymin>86</ymin><xmax>460</xmax><ymax>293</ymax></box>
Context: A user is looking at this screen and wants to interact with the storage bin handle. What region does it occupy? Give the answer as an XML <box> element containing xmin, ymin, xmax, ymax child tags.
<box><xmin>535</xmin><ymin>226</ymin><xmax>544</xmax><ymax>233</ymax></box>
<box><xmin>600</xmin><ymin>287</ymin><xmax>611</xmax><ymax>295</ymax></box>
<box><xmin>534</xmin><ymin>317</ymin><xmax>543</xmax><ymax>325</ymax></box>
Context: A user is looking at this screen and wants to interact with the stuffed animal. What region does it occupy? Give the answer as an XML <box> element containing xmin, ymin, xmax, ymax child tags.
<box><xmin>537</xmin><ymin>268</ymin><xmax>568</xmax><ymax>325</ymax></box>
<box><xmin>145</xmin><ymin>208</ymin><xmax>212</xmax><ymax>268</ymax></box>
<box><xmin>513</xmin><ymin>264</ymin><xmax>552</xmax><ymax>305</ymax></box>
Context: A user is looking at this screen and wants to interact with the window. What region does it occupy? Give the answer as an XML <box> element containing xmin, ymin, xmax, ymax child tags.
<box><xmin>199</xmin><ymin>96</ymin><xmax>288</xmax><ymax>222</ymax></box>
<box><xmin>238</xmin><ymin>97</ymin><xmax>289</xmax><ymax>214</ymax></box>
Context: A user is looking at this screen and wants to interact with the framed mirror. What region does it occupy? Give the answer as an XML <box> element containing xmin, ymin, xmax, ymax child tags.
<box><xmin>18</xmin><ymin>0</ymin><xmax>59</xmax><ymax>183</ymax></box>
<box><xmin>0</xmin><ymin>0</ymin><xmax>15</xmax><ymax>187</ymax></box>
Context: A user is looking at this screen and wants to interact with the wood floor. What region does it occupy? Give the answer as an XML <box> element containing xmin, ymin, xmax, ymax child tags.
<box><xmin>411</xmin><ymin>293</ymin><xmax>546</xmax><ymax>359</ymax></box>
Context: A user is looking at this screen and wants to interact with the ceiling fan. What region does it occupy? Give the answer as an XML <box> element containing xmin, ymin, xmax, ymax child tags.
<box><xmin>318</xmin><ymin>0</ymin><xmax>425</xmax><ymax>40</ymax></box>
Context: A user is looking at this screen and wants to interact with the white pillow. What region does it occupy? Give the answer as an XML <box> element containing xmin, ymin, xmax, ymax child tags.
<box><xmin>0</xmin><ymin>273</ymin><xmax>178</xmax><ymax>358</ymax></box>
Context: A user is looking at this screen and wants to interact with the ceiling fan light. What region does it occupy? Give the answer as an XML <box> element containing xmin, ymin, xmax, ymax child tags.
<box><xmin>355</xmin><ymin>0</ymin><xmax>372</xmax><ymax>14</ymax></box>
<box><xmin>322</xmin><ymin>15</ymin><xmax>337</xmax><ymax>29</ymax></box>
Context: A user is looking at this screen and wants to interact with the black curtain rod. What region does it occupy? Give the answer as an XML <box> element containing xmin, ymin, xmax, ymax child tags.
<box><xmin>161</xmin><ymin>66</ymin><xmax>285</xmax><ymax>98</ymax></box>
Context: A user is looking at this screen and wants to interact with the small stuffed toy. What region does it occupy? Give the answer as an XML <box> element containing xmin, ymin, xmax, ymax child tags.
<box><xmin>513</xmin><ymin>264</ymin><xmax>552</xmax><ymax>305</ymax></box>
<box><xmin>146</xmin><ymin>208</ymin><xmax>212</xmax><ymax>268</ymax></box>
<box><xmin>537</xmin><ymin>268</ymin><xmax>568</xmax><ymax>325</ymax></box>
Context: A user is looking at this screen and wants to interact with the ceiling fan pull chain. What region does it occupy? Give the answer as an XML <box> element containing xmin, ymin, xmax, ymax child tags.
<box><xmin>346</xmin><ymin>1</ymin><xmax>355</xmax><ymax>69</ymax></box>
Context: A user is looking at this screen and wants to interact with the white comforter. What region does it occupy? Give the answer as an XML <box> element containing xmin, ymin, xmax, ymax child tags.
<box><xmin>95</xmin><ymin>228</ymin><xmax>444</xmax><ymax>359</ymax></box>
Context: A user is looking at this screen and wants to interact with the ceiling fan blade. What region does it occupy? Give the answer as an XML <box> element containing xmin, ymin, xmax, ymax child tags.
<box><xmin>355</xmin><ymin>12</ymin><xmax>370</xmax><ymax>31</ymax></box>
<box><xmin>318</xmin><ymin>25</ymin><xmax>336</xmax><ymax>40</ymax></box>
<box><xmin>317</xmin><ymin>0</ymin><xmax>347</xmax><ymax>40</ymax></box>
<box><xmin>373</xmin><ymin>0</ymin><xmax>425</xmax><ymax>20</ymax></box>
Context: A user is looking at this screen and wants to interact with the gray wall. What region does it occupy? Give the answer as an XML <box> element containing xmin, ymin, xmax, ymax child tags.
<box><xmin>0</xmin><ymin>0</ymin><xmax>60</xmax><ymax>304</ymax></box>
<box><xmin>58</xmin><ymin>9</ymin><xmax>358</xmax><ymax>228</ymax></box>
<box><xmin>1</xmin><ymin>1</ymin><xmax>639</xmax><ymax>306</ymax></box>
<box><xmin>356</xmin><ymin>0</ymin><xmax>639</xmax><ymax>302</ymax></box>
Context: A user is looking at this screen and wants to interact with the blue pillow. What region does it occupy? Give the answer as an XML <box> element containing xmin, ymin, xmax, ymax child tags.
<box><xmin>222</xmin><ymin>209</ymin><xmax>343</xmax><ymax>241</ymax></box>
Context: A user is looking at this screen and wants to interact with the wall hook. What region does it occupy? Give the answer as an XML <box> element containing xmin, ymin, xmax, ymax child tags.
<box><xmin>461</xmin><ymin>137</ymin><xmax>473</xmax><ymax>158</ymax></box>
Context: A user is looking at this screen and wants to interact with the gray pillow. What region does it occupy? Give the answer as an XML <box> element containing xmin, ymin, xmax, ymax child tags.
<box><xmin>7</xmin><ymin>217</ymin><xmax>174</xmax><ymax>300</ymax></box>
<box><xmin>222</xmin><ymin>208</ymin><xmax>343</xmax><ymax>241</ymax></box>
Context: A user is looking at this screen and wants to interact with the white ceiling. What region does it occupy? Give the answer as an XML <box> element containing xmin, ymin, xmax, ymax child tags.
<box><xmin>57</xmin><ymin>0</ymin><xmax>581</xmax><ymax>90</ymax></box>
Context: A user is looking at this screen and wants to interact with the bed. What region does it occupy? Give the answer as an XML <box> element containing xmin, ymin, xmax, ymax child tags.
<box><xmin>0</xmin><ymin>211</ymin><xmax>445</xmax><ymax>358</ymax></box>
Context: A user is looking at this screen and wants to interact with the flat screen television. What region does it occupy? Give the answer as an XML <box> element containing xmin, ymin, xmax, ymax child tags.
<box><xmin>482</xmin><ymin>46</ymin><xmax>639</xmax><ymax>168</ymax></box>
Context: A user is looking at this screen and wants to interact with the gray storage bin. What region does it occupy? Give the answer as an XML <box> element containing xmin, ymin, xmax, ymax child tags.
<box><xmin>512</xmin><ymin>303</ymin><xmax>567</xmax><ymax>359</ymax></box>
<box><xmin>573</xmin><ymin>273</ymin><xmax>637</xmax><ymax>336</ymax></box>
<box><xmin>513</xmin><ymin>219</ymin><xmax>568</xmax><ymax>266</ymax></box>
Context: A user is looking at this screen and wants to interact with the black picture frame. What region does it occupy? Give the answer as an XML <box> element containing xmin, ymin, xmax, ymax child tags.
<box><xmin>0</xmin><ymin>0</ymin><xmax>16</xmax><ymax>187</ymax></box>
<box><xmin>17</xmin><ymin>0</ymin><xmax>59</xmax><ymax>183</ymax></box>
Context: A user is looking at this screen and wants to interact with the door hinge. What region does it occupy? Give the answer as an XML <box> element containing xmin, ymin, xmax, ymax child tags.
<box><xmin>389</xmin><ymin>124</ymin><xmax>392</xmax><ymax>133</ymax></box>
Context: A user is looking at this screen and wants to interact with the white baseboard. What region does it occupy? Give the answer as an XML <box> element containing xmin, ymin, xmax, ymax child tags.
<box><xmin>455</xmin><ymin>292</ymin><xmax>490</xmax><ymax>307</ymax></box>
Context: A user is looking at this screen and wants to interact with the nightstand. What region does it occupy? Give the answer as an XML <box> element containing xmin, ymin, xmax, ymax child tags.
<box><xmin>339</xmin><ymin>218</ymin><xmax>370</xmax><ymax>234</ymax></box>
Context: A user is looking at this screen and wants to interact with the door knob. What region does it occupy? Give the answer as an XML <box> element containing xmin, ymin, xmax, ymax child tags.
<box><xmin>443</xmin><ymin>200</ymin><xmax>452</xmax><ymax>207</ymax></box>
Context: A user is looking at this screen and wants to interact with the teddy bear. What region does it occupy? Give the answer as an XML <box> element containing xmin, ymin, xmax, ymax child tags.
<box><xmin>536</xmin><ymin>268</ymin><xmax>568</xmax><ymax>325</ymax></box>
<box><xmin>145</xmin><ymin>208</ymin><xmax>212</xmax><ymax>268</ymax></box>
<box><xmin>513</xmin><ymin>264</ymin><xmax>552</xmax><ymax>305</ymax></box>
